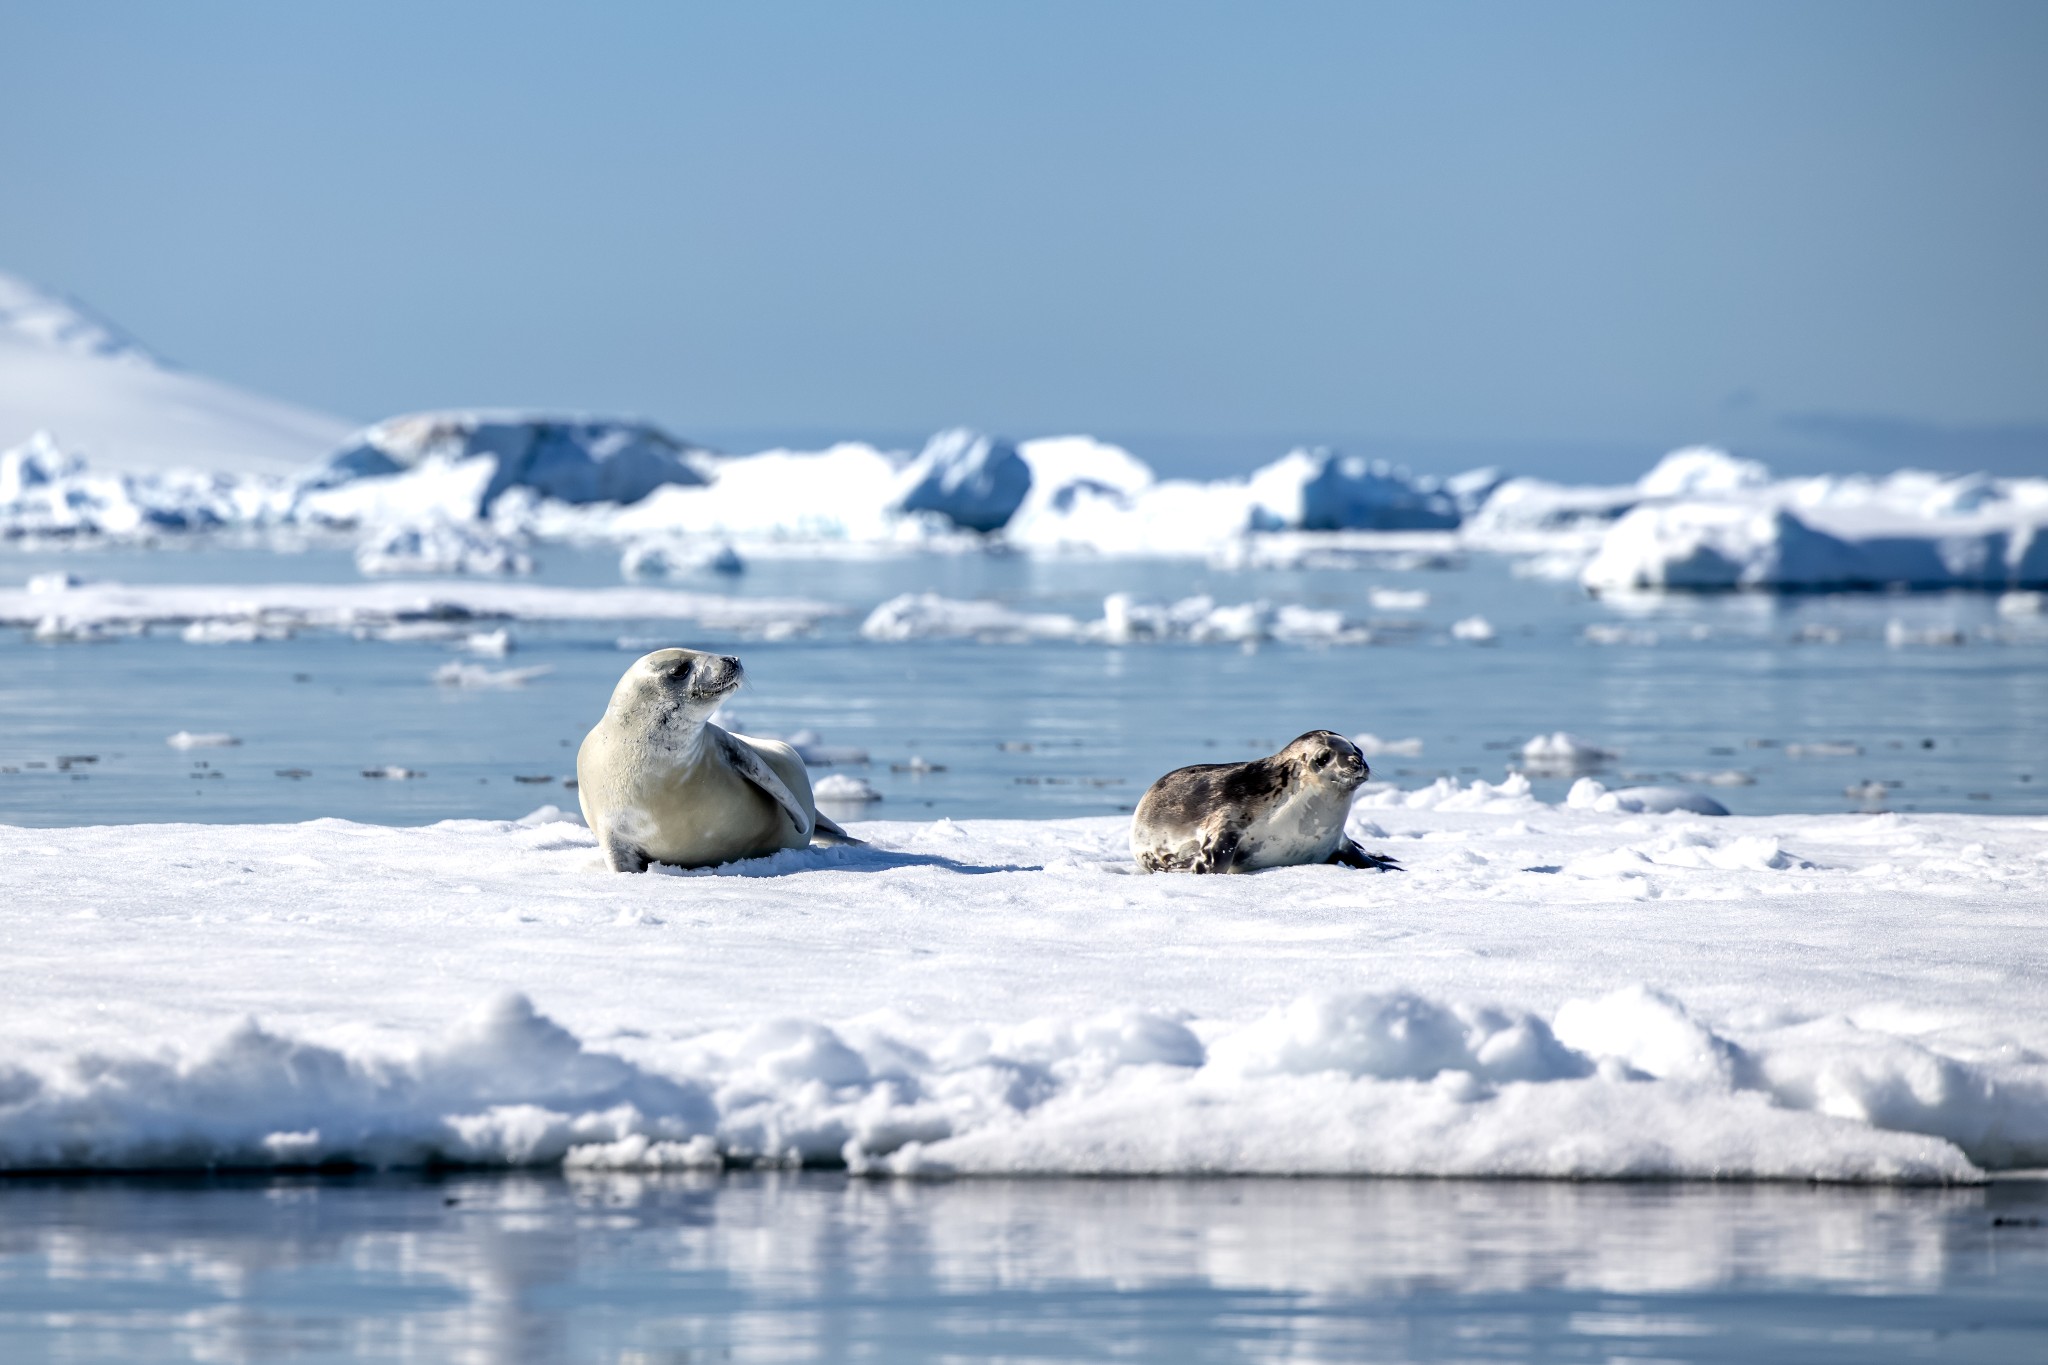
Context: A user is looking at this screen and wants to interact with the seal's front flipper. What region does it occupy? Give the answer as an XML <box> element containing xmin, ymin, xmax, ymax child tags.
<box><xmin>716</xmin><ymin>730</ymin><xmax>812</xmax><ymax>839</ymax></box>
<box><xmin>809</xmin><ymin>812</ymin><xmax>866</xmax><ymax>847</ymax></box>
<box><xmin>1330</xmin><ymin>837</ymin><xmax>1402</xmax><ymax>872</ymax></box>
<box><xmin>1192</xmin><ymin>826</ymin><xmax>1242</xmax><ymax>874</ymax></box>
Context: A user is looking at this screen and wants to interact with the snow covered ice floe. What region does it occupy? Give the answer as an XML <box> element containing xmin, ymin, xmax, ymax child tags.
<box><xmin>1518</xmin><ymin>731</ymin><xmax>1617</xmax><ymax>776</ymax></box>
<box><xmin>1565</xmin><ymin>778</ymin><xmax>1730</xmax><ymax>817</ymax></box>
<box><xmin>355</xmin><ymin>519</ymin><xmax>534</xmax><ymax>576</ymax></box>
<box><xmin>0</xmin><ymin>579</ymin><xmax>840</xmax><ymax>638</ymax></box>
<box><xmin>620</xmin><ymin>537</ymin><xmax>745</xmax><ymax>579</ymax></box>
<box><xmin>165</xmin><ymin>731</ymin><xmax>240</xmax><ymax>750</ymax></box>
<box><xmin>1</xmin><ymin>800</ymin><xmax>2043</xmax><ymax>1179</ymax></box>
<box><xmin>812</xmin><ymin>773</ymin><xmax>883</xmax><ymax>804</ymax></box>
<box><xmin>860</xmin><ymin>592</ymin><xmax>1375</xmax><ymax>645</ymax></box>
<box><xmin>432</xmin><ymin>662</ymin><xmax>550</xmax><ymax>688</ymax></box>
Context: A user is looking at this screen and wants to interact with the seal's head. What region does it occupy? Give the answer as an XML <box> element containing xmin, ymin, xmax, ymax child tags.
<box><xmin>608</xmin><ymin>648</ymin><xmax>745</xmax><ymax>726</ymax></box>
<box><xmin>1279</xmin><ymin>730</ymin><xmax>1370</xmax><ymax>792</ymax></box>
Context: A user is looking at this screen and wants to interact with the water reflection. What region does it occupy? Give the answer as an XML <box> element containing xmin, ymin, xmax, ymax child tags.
<box><xmin>2</xmin><ymin>1174</ymin><xmax>2044</xmax><ymax>1362</ymax></box>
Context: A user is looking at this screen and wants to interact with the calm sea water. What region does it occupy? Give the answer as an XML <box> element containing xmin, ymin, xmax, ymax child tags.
<box><xmin>2</xmin><ymin>1172</ymin><xmax>2045</xmax><ymax>1364</ymax></box>
<box><xmin>2</xmin><ymin>544</ymin><xmax>2043</xmax><ymax>827</ymax></box>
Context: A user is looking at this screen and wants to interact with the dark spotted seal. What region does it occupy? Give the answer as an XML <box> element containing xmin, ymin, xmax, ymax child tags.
<box><xmin>1131</xmin><ymin>731</ymin><xmax>1399</xmax><ymax>874</ymax></box>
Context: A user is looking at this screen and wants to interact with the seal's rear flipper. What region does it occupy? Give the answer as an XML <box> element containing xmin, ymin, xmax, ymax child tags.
<box><xmin>809</xmin><ymin>812</ymin><xmax>866</xmax><ymax>847</ymax></box>
<box><xmin>1330</xmin><ymin>838</ymin><xmax>1402</xmax><ymax>872</ymax></box>
<box><xmin>603</xmin><ymin>839</ymin><xmax>651</xmax><ymax>873</ymax></box>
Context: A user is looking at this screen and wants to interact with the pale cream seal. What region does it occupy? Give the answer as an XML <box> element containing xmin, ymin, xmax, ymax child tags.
<box><xmin>577</xmin><ymin>648</ymin><xmax>858</xmax><ymax>872</ymax></box>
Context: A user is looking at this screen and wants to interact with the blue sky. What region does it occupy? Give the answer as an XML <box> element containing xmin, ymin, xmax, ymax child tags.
<box><xmin>3</xmin><ymin>0</ymin><xmax>2044</xmax><ymax>478</ymax></box>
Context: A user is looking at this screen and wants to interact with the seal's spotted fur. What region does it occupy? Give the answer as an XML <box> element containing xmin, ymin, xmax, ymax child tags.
<box><xmin>1131</xmin><ymin>731</ymin><xmax>1400</xmax><ymax>874</ymax></box>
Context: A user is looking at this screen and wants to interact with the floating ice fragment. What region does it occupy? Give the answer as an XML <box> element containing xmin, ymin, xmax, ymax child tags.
<box><xmin>1885</xmin><ymin>620</ymin><xmax>1966</xmax><ymax>648</ymax></box>
<box><xmin>1678</xmin><ymin>770</ymin><xmax>1755</xmax><ymax>787</ymax></box>
<box><xmin>183</xmin><ymin>619</ymin><xmax>292</xmax><ymax>644</ymax></box>
<box><xmin>620</xmin><ymin>538</ymin><xmax>745</xmax><ymax>579</ymax></box>
<box><xmin>1449</xmin><ymin>614</ymin><xmax>1496</xmax><ymax>642</ymax></box>
<box><xmin>356</xmin><ymin>520</ymin><xmax>533</xmax><ymax>577</ymax></box>
<box><xmin>1998</xmin><ymin>591</ymin><xmax>2044</xmax><ymax>618</ymax></box>
<box><xmin>1369</xmin><ymin>588</ymin><xmax>1430</xmax><ymax>612</ymax></box>
<box><xmin>1565</xmin><ymin>779</ymin><xmax>1729</xmax><ymax>816</ymax></box>
<box><xmin>1521</xmin><ymin>732</ymin><xmax>1616</xmax><ymax>774</ymax></box>
<box><xmin>813</xmin><ymin>773</ymin><xmax>882</xmax><ymax>803</ymax></box>
<box><xmin>432</xmin><ymin>662</ymin><xmax>550</xmax><ymax>688</ymax></box>
<box><xmin>1583</xmin><ymin>623</ymin><xmax>1658</xmax><ymax>646</ymax></box>
<box><xmin>25</xmin><ymin>572</ymin><xmax>80</xmax><ymax>594</ymax></box>
<box><xmin>30</xmin><ymin>616</ymin><xmax>112</xmax><ymax>642</ymax></box>
<box><xmin>167</xmin><ymin>731</ymin><xmax>241</xmax><ymax>749</ymax></box>
<box><xmin>1352</xmin><ymin>734</ymin><xmax>1424</xmax><ymax>757</ymax></box>
<box><xmin>861</xmin><ymin>593</ymin><xmax>1083</xmax><ymax>643</ymax></box>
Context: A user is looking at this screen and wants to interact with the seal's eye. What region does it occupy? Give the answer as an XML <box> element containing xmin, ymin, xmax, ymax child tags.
<box><xmin>1309</xmin><ymin>750</ymin><xmax>1330</xmax><ymax>771</ymax></box>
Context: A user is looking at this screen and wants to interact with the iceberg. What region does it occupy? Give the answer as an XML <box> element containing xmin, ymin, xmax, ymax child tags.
<box><xmin>1006</xmin><ymin>446</ymin><xmax>1470</xmax><ymax>555</ymax></box>
<box><xmin>1247</xmin><ymin>448</ymin><xmax>1461</xmax><ymax>531</ymax></box>
<box><xmin>307</xmin><ymin>412</ymin><xmax>711</xmax><ymax>516</ymax></box>
<box><xmin>1583</xmin><ymin>502</ymin><xmax>2048</xmax><ymax>593</ymax></box>
<box><xmin>889</xmin><ymin>427</ymin><xmax>1032</xmax><ymax>533</ymax></box>
<box><xmin>1635</xmin><ymin>446</ymin><xmax>1774</xmax><ymax>499</ymax></box>
<box><xmin>0</xmin><ymin>431</ymin><xmax>256</xmax><ymax>540</ymax></box>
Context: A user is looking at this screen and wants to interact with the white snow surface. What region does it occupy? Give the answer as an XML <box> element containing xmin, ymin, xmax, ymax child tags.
<box><xmin>0</xmin><ymin>272</ymin><xmax>349</xmax><ymax>475</ymax></box>
<box><xmin>1</xmin><ymin>800</ymin><xmax>2043</xmax><ymax>1180</ymax></box>
<box><xmin>0</xmin><ymin>579</ymin><xmax>839</xmax><ymax>636</ymax></box>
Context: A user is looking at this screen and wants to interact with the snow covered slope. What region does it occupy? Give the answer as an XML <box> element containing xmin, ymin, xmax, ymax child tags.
<box><xmin>1</xmin><ymin>797</ymin><xmax>2042</xmax><ymax>1179</ymax></box>
<box><xmin>0</xmin><ymin>271</ymin><xmax>349</xmax><ymax>475</ymax></box>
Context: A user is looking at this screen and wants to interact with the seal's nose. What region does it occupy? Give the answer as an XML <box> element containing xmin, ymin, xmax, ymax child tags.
<box><xmin>721</xmin><ymin>655</ymin><xmax>741</xmax><ymax>670</ymax></box>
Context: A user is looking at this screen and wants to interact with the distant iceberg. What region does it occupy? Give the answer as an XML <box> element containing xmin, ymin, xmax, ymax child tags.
<box><xmin>306</xmin><ymin>411</ymin><xmax>713</xmax><ymax>517</ymax></box>
<box><xmin>889</xmin><ymin>427</ymin><xmax>1032</xmax><ymax>533</ymax></box>
<box><xmin>7</xmin><ymin>357</ymin><xmax>2048</xmax><ymax>595</ymax></box>
<box><xmin>1578</xmin><ymin>449</ymin><xmax>2048</xmax><ymax>593</ymax></box>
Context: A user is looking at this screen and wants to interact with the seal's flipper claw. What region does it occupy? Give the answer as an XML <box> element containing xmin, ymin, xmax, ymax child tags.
<box><xmin>1330</xmin><ymin>837</ymin><xmax>1402</xmax><ymax>872</ymax></box>
<box><xmin>809</xmin><ymin>812</ymin><xmax>866</xmax><ymax>847</ymax></box>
